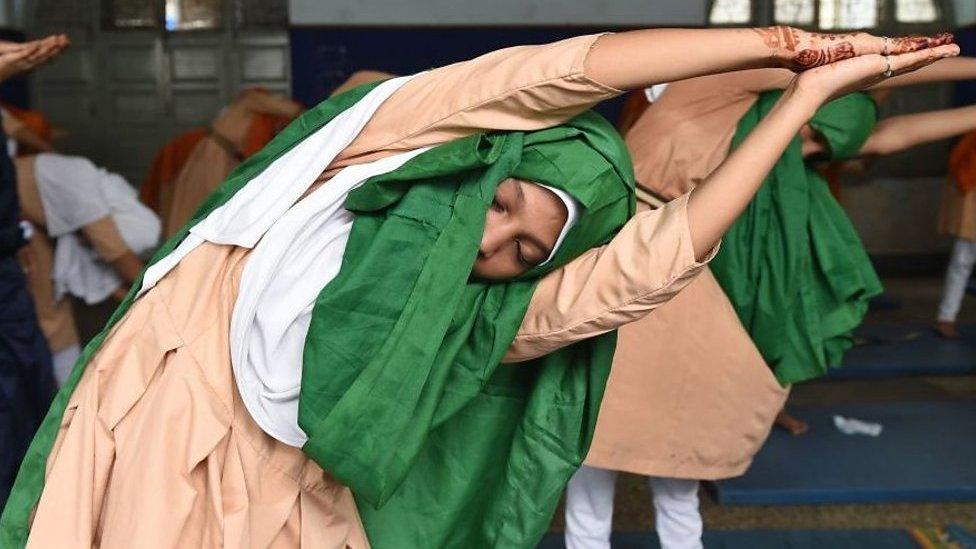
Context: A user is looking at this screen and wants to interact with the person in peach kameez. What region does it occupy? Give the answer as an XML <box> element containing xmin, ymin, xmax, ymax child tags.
<box><xmin>567</xmin><ymin>55</ymin><xmax>976</xmax><ymax>549</ymax></box>
<box><xmin>158</xmin><ymin>89</ymin><xmax>304</xmax><ymax>237</ymax></box>
<box><xmin>6</xmin><ymin>27</ymin><xmax>955</xmax><ymax>549</ymax></box>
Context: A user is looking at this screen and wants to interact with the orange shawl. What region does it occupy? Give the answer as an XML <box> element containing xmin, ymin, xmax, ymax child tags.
<box><xmin>949</xmin><ymin>130</ymin><xmax>976</xmax><ymax>195</ymax></box>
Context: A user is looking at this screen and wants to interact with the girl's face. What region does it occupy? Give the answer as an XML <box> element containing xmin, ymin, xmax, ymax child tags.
<box><xmin>472</xmin><ymin>178</ymin><xmax>568</xmax><ymax>281</ymax></box>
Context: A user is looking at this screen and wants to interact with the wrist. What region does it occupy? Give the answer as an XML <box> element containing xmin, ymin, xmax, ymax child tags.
<box><xmin>779</xmin><ymin>80</ymin><xmax>823</xmax><ymax>119</ymax></box>
<box><xmin>753</xmin><ymin>26</ymin><xmax>801</xmax><ymax>69</ymax></box>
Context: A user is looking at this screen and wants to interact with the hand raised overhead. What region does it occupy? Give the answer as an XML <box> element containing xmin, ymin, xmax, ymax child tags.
<box><xmin>0</xmin><ymin>34</ymin><xmax>70</xmax><ymax>82</ymax></box>
<box><xmin>758</xmin><ymin>26</ymin><xmax>955</xmax><ymax>72</ymax></box>
<box><xmin>792</xmin><ymin>42</ymin><xmax>960</xmax><ymax>102</ymax></box>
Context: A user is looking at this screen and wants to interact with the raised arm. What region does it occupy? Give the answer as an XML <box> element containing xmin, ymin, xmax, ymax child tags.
<box><xmin>872</xmin><ymin>56</ymin><xmax>976</xmax><ymax>89</ymax></box>
<box><xmin>585</xmin><ymin>27</ymin><xmax>950</xmax><ymax>90</ymax></box>
<box><xmin>506</xmin><ymin>42</ymin><xmax>958</xmax><ymax>362</ymax></box>
<box><xmin>858</xmin><ymin>104</ymin><xmax>976</xmax><ymax>156</ymax></box>
<box><xmin>343</xmin><ymin>27</ymin><xmax>950</xmax><ymax>161</ymax></box>
<box><xmin>0</xmin><ymin>34</ymin><xmax>69</xmax><ymax>83</ymax></box>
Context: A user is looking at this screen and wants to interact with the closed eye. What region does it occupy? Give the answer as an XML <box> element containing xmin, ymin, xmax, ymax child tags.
<box><xmin>515</xmin><ymin>240</ymin><xmax>530</xmax><ymax>266</ymax></box>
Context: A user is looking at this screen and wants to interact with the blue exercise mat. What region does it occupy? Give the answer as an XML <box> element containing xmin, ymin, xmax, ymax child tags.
<box><xmin>538</xmin><ymin>529</ymin><xmax>918</xmax><ymax>549</ymax></box>
<box><xmin>714</xmin><ymin>400</ymin><xmax>976</xmax><ymax>505</ymax></box>
<box><xmin>830</xmin><ymin>323</ymin><xmax>976</xmax><ymax>379</ymax></box>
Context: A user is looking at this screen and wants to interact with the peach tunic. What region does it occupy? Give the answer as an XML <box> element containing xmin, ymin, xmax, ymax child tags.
<box><xmin>626</xmin><ymin>69</ymin><xmax>792</xmax><ymax>201</ymax></box>
<box><xmin>15</xmin><ymin>156</ymin><xmax>130</xmax><ymax>353</ymax></box>
<box><xmin>162</xmin><ymin>103</ymin><xmax>252</xmax><ymax>238</ymax></box>
<box><xmin>163</xmin><ymin>92</ymin><xmax>301</xmax><ymax>238</ymax></box>
<box><xmin>29</xmin><ymin>35</ymin><xmax>715</xmax><ymax>547</ymax></box>
<box><xmin>584</xmin><ymin>71</ymin><xmax>794</xmax><ymax>479</ymax></box>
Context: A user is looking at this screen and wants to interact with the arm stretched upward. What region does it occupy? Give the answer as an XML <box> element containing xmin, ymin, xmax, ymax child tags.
<box><xmin>860</xmin><ymin>103</ymin><xmax>976</xmax><ymax>157</ymax></box>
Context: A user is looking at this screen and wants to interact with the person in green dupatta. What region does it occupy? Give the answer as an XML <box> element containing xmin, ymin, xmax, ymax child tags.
<box><xmin>563</xmin><ymin>57</ymin><xmax>976</xmax><ymax>549</ymax></box>
<box><xmin>2</xmin><ymin>26</ymin><xmax>956</xmax><ymax>549</ymax></box>
<box><xmin>710</xmin><ymin>91</ymin><xmax>882</xmax><ymax>388</ymax></box>
<box><xmin>719</xmin><ymin>87</ymin><xmax>976</xmax><ymax>435</ymax></box>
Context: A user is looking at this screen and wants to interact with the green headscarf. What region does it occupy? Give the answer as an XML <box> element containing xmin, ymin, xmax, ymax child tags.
<box><xmin>2</xmin><ymin>81</ymin><xmax>635</xmax><ymax>549</ymax></box>
<box><xmin>709</xmin><ymin>90</ymin><xmax>882</xmax><ymax>385</ymax></box>
<box><xmin>809</xmin><ymin>91</ymin><xmax>879</xmax><ymax>160</ymax></box>
<box><xmin>302</xmin><ymin>110</ymin><xmax>634</xmax><ymax>548</ymax></box>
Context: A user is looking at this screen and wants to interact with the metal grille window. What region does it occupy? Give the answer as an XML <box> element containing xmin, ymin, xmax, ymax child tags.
<box><xmin>709</xmin><ymin>0</ymin><xmax>947</xmax><ymax>28</ymax></box>
<box><xmin>895</xmin><ymin>0</ymin><xmax>939</xmax><ymax>22</ymax></box>
<box><xmin>819</xmin><ymin>0</ymin><xmax>880</xmax><ymax>30</ymax></box>
<box><xmin>105</xmin><ymin>0</ymin><xmax>225</xmax><ymax>30</ymax></box>
<box><xmin>774</xmin><ymin>0</ymin><xmax>815</xmax><ymax>24</ymax></box>
<box><xmin>234</xmin><ymin>0</ymin><xmax>287</xmax><ymax>28</ymax></box>
<box><xmin>165</xmin><ymin>0</ymin><xmax>222</xmax><ymax>30</ymax></box>
<box><xmin>709</xmin><ymin>0</ymin><xmax>752</xmax><ymax>24</ymax></box>
<box><xmin>107</xmin><ymin>0</ymin><xmax>159</xmax><ymax>28</ymax></box>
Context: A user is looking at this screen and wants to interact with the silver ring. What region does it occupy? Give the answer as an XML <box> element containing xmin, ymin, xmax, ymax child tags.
<box><xmin>883</xmin><ymin>56</ymin><xmax>893</xmax><ymax>77</ymax></box>
<box><xmin>881</xmin><ymin>36</ymin><xmax>890</xmax><ymax>56</ymax></box>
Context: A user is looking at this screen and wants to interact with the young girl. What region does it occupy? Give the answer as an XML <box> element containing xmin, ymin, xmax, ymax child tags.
<box><xmin>2</xmin><ymin>27</ymin><xmax>954</xmax><ymax>549</ymax></box>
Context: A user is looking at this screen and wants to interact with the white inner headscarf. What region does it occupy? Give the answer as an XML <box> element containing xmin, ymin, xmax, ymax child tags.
<box><xmin>537</xmin><ymin>184</ymin><xmax>580</xmax><ymax>266</ymax></box>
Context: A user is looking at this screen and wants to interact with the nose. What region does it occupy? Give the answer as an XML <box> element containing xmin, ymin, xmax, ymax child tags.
<box><xmin>479</xmin><ymin>219</ymin><xmax>510</xmax><ymax>259</ymax></box>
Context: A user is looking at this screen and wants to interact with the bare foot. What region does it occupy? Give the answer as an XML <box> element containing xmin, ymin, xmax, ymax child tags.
<box><xmin>775</xmin><ymin>410</ymin><xmax>810</xmax><ymax>436</ymax></box>
<box><xmin>935</xmin><ymin>321</ymin><xmax>961</xmax><ymax>340</ymax></box>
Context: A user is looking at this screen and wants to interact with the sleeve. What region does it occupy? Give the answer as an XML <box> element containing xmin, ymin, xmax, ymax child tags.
<box><xmin>340</xmin><ymin>34</ymin><xmax>622</xmax><ymax>159</ymax></box>
<box><xmin>503</xmin><ymin>193</ymin><xmax>720</xmax><ymax>363</ymax></box>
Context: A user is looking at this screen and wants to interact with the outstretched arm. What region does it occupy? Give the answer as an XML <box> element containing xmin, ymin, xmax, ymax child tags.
<box><xmin>0</xmin><ymin>34</ymin><xmax>69</xmax><ymax>83</ymax></box>
<box><xmin>585</xmin><ymin>27</ymin><xmax>950</xmax><ymax>91</ymax></box>
<box><xmin>859</xmin><ymin>103</ymin><xmax>976</xmax><ymax>156</ymax></box>
<box><xmin>507</xmin><ymin>43</ymin><xmax>958</xmax><ymax>362</ymax></box>
<box><xmin>872</xmin><ymin>56</ymin><xmax>976</xmax><ymax>89</ymax></box>
<box><xmin>341</xmin><ymin>27</ymin><xmax>951</xmax><ymax>164</ymax></box>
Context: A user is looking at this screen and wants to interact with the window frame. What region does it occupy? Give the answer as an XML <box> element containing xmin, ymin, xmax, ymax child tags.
<box><xmin>706</xmin><ymin>0</ymin><xmax>951</xmax><ymax>31</ymax></box>
<box><xmin>102</xmin><ymin>0</ymin><xmax>226</xmax><ymax>32</ymax></box>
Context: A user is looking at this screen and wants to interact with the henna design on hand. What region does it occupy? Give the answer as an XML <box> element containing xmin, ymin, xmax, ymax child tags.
<box><xmin>753</xmin><ymin>25</ymin><xmax>800</xmax><ymax>52</ymax></box>
<box><xmin>793</xmin><ymin>41</ymin><xmax>856</xmax><ymax>70</ymax></box>
<box><xmin>888</xmin><ymin>32</ymin><xmax>953</xmax><ymax>54</ymax></box>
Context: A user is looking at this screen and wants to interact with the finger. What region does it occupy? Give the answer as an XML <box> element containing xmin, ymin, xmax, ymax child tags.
<box><xmin>1</xmin><ymin>43</ymin><xmax>39</xmax><ymax>63</ymax></box>
<box><xmin>0</xmin><ymin>42</ymin><xmax>29</xmax><ymax>54</ymax></box>
<box><xmin>887</xmin><ymin>32</ymin><xmax>954</xmax><ymax>55</ymax></box>
<box><xmin>25</xmin><ymin>40</ymin><xmax>61</xmax><ymax>63</ymax></box>
<box><xmin>23</xmin><ymin>46</ymin><xmax>54</xmax><ymax>65</ymax></box>
<box><xmin>886</xmin><ymin>44</ymin><xmax>960</xmax><ymax>75</ymax></box>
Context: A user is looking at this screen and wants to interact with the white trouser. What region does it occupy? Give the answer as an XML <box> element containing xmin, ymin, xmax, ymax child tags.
<box><xmin>564</xmin><ymin>465</ymin><xmax>703</xmax><ymax>549</ymax></box>
<box><xmin>937</xmin><ymin>238</ymin><xmax>976</xmax><ymax>323</ymax></box>
<box><xmin>52</xmin><ymin>344</ymin><xmax>80</xmax><ymax>387</ymax></box>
